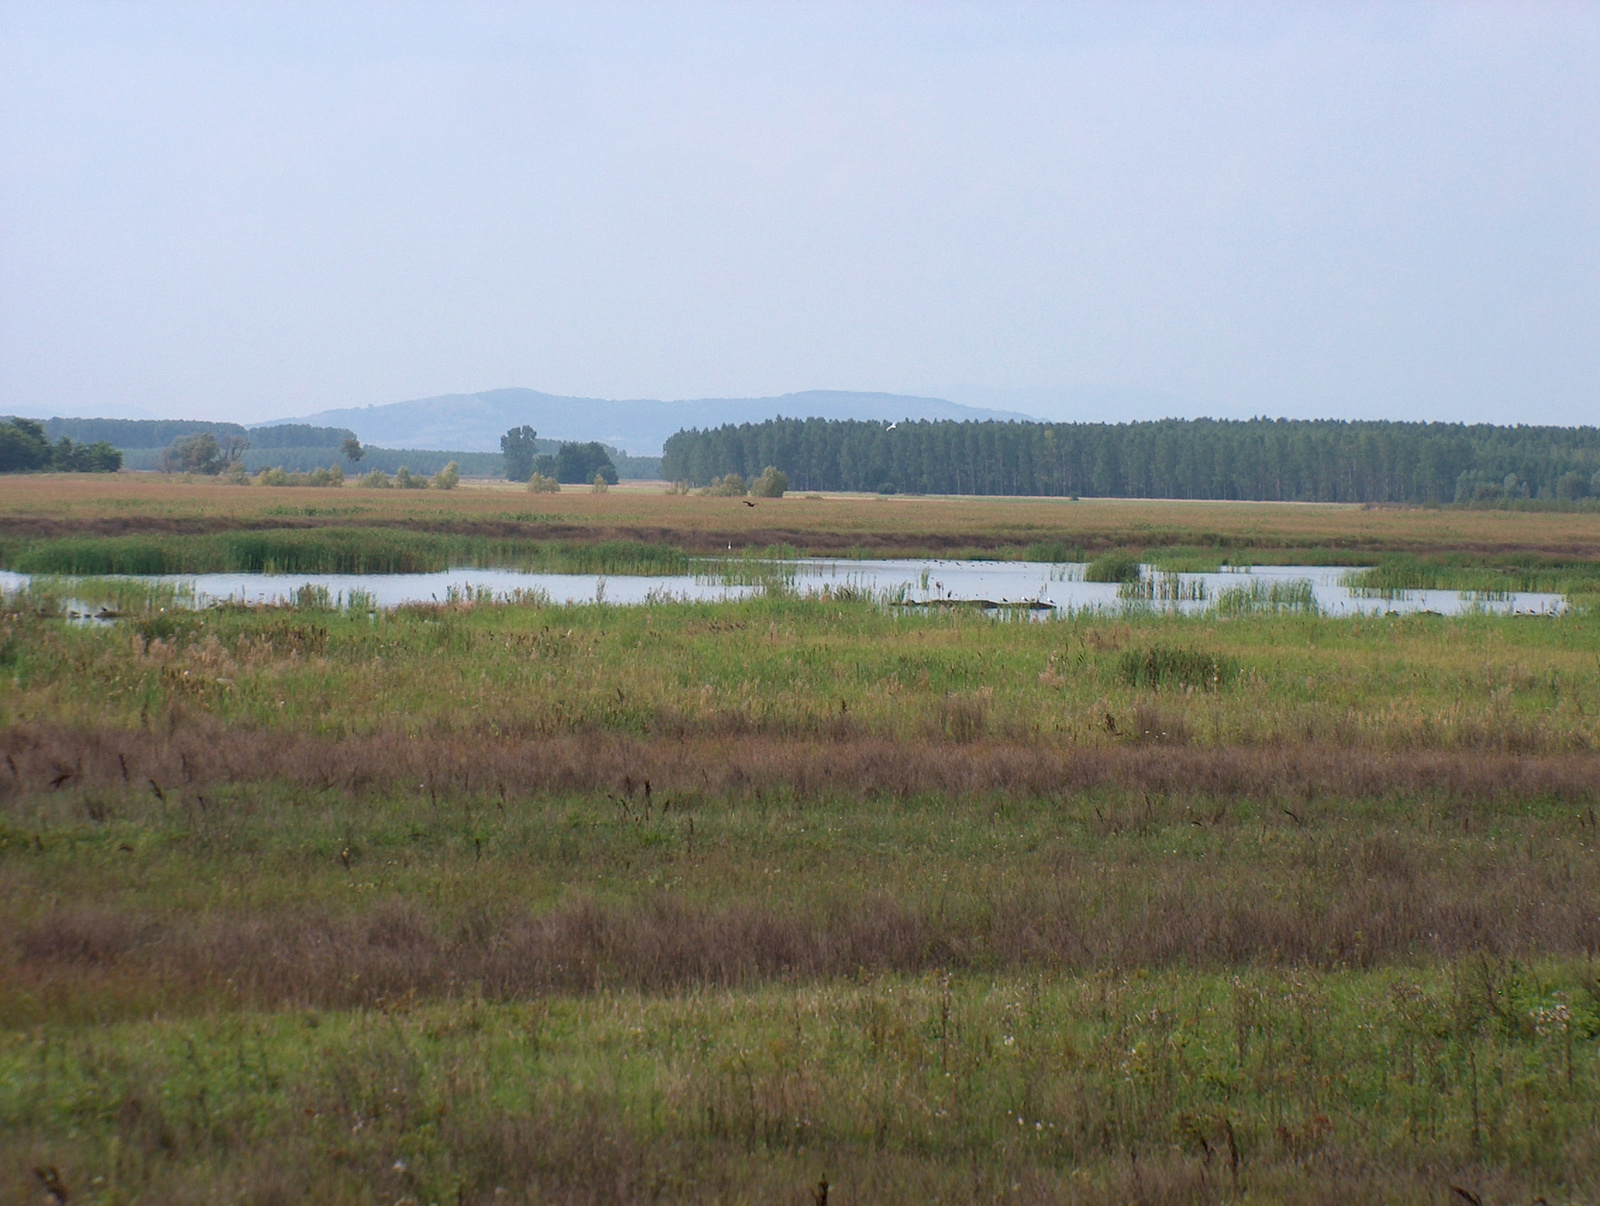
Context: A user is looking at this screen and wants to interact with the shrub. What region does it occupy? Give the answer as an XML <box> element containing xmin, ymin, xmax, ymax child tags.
<box><xmin>359</xmin><ymin>470</ymin><xmax>392</xmax><ymax>489</ymax></box>
<box><xmin>527</xmin><ymin>474</ymin><xmax>560</xmax><ymax>493</ymax></box>
<box><xmin>432</xmin><ymin>461</ymin><xmax>460</xmax><ymax>490</ymax></box>
<box><xmin>394</xmin><ymin>466</ymin><xmax>427</xmax><ymax>489</ymax></box>
<box><xmin>257</xmin><ymin>465</ymin><xmax>344</xmax><ymax>488</ymax></box>
<box><xmin>750</xmin><ymin>466</ymin><xmax>789</xmax><ymax>498</ymax></box>
<box><xmin>704</xmin><ymin>473</ymin><xmax>747</xmax><ymax>497</ymax></box>
<box><xmin>1085</xmin><ymin>552</ymin><xmax>1142</xmax><ymax>583</ymax></box>
<box><xmin>591</xmin><ymin>472</ymin><xmax>609</xmax><ymax>493</ymax></box>
<box><xmin>1119</xmin><ymin>645</ymin><xmax>1237</xmax><ymax>691</ymax></box>
<box><xmin>877</xmin><ymin>482</ymin><xmax>898</xmax><ymax>495</ymax></box>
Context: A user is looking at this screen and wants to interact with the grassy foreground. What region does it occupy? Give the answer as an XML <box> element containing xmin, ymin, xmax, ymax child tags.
<box><xmin>2</xmin><ymin>479</ymin><xmax>1599</xmax><ymax>1203</ymax></box>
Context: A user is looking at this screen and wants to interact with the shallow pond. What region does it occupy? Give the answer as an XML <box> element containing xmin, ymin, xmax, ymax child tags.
<box><xmin>0</xmin><ymin>560</ymin><xmax>1566</xmax><ymax>617</ymax></box>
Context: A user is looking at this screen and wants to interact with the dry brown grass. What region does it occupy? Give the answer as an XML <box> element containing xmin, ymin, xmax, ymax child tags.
<box><xmin>4</xmin><ymin>721</ymin><xmax>1596</xmax><ymax>808</ymax></box>
<box><xmin>1</xmin><ymin>1116</ymin><xmax>1549</xmax><ymax>1206</ymax></box>
<box><xmin>12</xmin><ymin>844</ymin><xmax>1600</xmax><ymax>1019</ymax></box>
<box><xmin>6</xmin><ymin>472</ymin><xmax>1600</xmax><ymax>557</ymax></box>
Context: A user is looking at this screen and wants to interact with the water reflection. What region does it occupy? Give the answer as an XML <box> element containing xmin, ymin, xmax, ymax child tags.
<box><xmin>0</xmin><ymin>560</ymin><xmax>1566</xmax><ymax>617</ymax></box>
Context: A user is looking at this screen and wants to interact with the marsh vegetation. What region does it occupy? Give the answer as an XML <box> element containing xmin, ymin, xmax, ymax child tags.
<box><xmin>1</xmin><ymin>479</ymin><xmax>1598</xmax><ymax>1203</ymax></box>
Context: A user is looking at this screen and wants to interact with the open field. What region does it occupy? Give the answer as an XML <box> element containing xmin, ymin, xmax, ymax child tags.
<box><xmin>2</xmin><ymin>476</ymin><xmax>1599</xmax><ymax>1203</ymax></box>
<box><xmin>5</xmin><ymin>473</ymin><xmax>1600</xmax><ymax>567</ymax></box>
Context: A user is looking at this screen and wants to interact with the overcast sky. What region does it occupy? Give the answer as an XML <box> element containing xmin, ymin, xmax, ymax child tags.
<box><xmin>3</xmin><ymin>2</ymin><xmax>1597</xmax><ymax>425</ymax></box>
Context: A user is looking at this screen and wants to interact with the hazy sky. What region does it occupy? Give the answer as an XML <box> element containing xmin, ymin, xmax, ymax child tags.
<box><xmin>3</xmin><ymin>2</ymin><xmax>1597</xmax><ymax>425</ymax></box>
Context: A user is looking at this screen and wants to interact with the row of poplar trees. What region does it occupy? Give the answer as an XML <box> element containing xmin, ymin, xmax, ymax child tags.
<box><xmin>661</xmin><ymin>417</ymin><xmax>1600</xmax><ymax>503</ymax></box>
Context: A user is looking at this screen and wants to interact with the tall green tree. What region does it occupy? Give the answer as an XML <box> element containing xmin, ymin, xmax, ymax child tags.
<box><xmin>0</xmin><ymin>418</ymin><xmax>54</xmax><ymax>472</ymax></box>
<box><xmin>501</xmin><ymin>426</ymin><xmax>538</xmax><ymax>482</ymax></box>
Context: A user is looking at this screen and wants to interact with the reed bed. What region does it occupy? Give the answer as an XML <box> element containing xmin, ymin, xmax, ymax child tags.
<box><xmin>0</xmin><ymin>529</ymin><xmax>691</xmax><ymax>576</ymax></box>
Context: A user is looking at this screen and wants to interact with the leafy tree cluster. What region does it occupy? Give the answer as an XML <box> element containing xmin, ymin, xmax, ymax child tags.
<box><xmin>501</xmin><ymin>428</ymin><xmax>632</xmax><ymax>484</ymax></box>
<box><xmin>662</xmin><ymin>417</ymin><xmax>1600</xmax><ymax>503</ymax></box>
<box><xmin>161</xmin><ymin>433</ymin><xmax>249</xmax><ymax>475</ymax></box>
<box><xmin>551</xmin><ymin>442</ymin><xmax>619</xmax><ymax>485</ymax></box>
<box><xmin>0</xmin><ymin>419</ymin><xmax>122</xmax><ymax>473</ymax></box>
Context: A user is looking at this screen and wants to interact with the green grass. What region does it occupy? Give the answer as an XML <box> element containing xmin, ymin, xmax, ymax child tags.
<box><xmin>1212</xmin><ymin>577</ymin><xmax>1320</xmax><ymax>616</ymax></box>
<box><xmin>1</xmin><ymin>588</ymin><xmax>1597</xmax><ymax>747</ymax></box>
<box><xmin>5</xmin><ymin>577</ymin><xmax>1600</xmax><ymax>1201</ymax></box>
<box><xmin>1118</xmin><ymin>643</ymin><xmax>1237</xmax><ymax>690</ymax></box>
<box><xmin>0</xmin><ymin>529</ymin><xmax>692</xmax><ymax>576</ymax></box>
<box><xmin>1083</xmin><ymin>551</ymin><xmax>1142</xmax><ymax>583</ymax></box>
<box><xmin>4</xmin><ymin>964</ymin><xmax>1594</xmax><ymax>1203</ymax></box>
<box><xmin>1345</xmin><ymin>553</ymin><xmax>1600</xmax><ymax>596</ymax></box>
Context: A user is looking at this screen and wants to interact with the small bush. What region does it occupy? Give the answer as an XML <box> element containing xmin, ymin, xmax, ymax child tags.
<box><xmin>527</xmin><ymin>474</ymin><xmax>560</xmax><ymax>493</ymax></box>
<box><xmin>591</xmin><ymin>472</ymin><xmax>609</xmax><ymax>493</ymax></box>
<box><xmin>255</xmin><ymin>465</ymin><xmax>344</xmax><ymax>488</ymax></box>
<box><xmin>393</xmin><ymin>466</ymin><xmax>427</xmax><ymax>489</ymax></box>
<box><xmin>431</xmin><ymin>461</ymin><xmax>460</xmax><ymax>490</ymax></box>
<box><xmin>877</xmin><ymin>482</ymin><xmax>898</xmax><ymax>495</ymax></box>
<box><xmin>1085</xmin><ymin>552</ymin><xmax>1142</xmax><ymax>583</ymax></box>
<box><xmin>1120</xmin><ymin>645</ymin><xmax>1237</xmax><ymax>691</ymax></box>
<box><xmin>703</xmin><ymin>473</ymin><xmax>747</xmax><ymax>497</ymax></box>
<box><xmin>359</xmin><ymin>470</ymin><xmax>392</xmax><ymax>489</ymax></box>
<box><xmin>750</xmin><ymin>466</ymin><xmax>788</xmax><ymax>498</ymax></box>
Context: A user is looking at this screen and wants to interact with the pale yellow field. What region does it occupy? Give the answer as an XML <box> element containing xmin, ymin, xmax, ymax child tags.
<box><xmin>3</xmin><ymin>471</ymin><xmax>1598</xmax><ymax>559</ymax></box>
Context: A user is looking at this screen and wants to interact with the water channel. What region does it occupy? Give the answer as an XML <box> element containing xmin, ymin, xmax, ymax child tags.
<box><xmin>0</xmin><ymin>560</ymin><xmax>1567</xmax><ymax>618</ymax></box>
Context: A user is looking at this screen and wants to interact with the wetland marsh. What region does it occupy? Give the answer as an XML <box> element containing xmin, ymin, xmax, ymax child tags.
<box><xmin>2</xmin><ymin>478</ymin><xmax>1598</xmax><ymax>1204</ymax></box>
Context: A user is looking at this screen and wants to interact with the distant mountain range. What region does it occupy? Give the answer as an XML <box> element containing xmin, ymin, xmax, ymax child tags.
<box><xmin>261</xmin><ymin>389</ymin><xmax>1031</xmax><ymax>456</ymax></box>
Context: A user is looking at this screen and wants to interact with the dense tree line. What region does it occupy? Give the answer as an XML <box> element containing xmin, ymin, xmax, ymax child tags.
<box><xmin>0</xmin><ymin>418</ymin><xmax>122</xmax><ymax>473</ymax></box>
<box><xmin>662</xmin><ymin>417</ymin><xmax>1600</xmax><ymax>503</ymax></box>
<box><xmin>42</xmin><ymin>418</ymin><xmax>248</xmax><ymax>449</ymax></box>
<box><xmin>43</xmin><ymin>418</ymin><xmax>352</xmax><ymax>449</ymax></box>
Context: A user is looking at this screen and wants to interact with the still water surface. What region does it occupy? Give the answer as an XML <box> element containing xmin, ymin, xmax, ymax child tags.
<box><xmin>0</xmin><ymin>560</ymin><xmax>1566</xmax><ymax>617</ymax></box>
